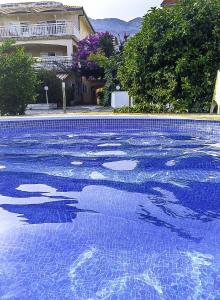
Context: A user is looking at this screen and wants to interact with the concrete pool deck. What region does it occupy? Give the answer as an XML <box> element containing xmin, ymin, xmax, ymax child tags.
<box><xmin>0</xmin><ymin>105</ymin><xmax>214</xmax><ymax>121</ymax></box>
<box><xmin>1</xmin><ymin>112</ymin><xmax>220</xmax><ymax>121</ymax></box>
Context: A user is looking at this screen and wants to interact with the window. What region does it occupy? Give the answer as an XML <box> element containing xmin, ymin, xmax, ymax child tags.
<box><xmin>48</xmin><ymin>52</ymin><xmax>56</xmax><ymax>57</ymax></box>
<box><xmin>20</xmin><ymin>22</ymin><xmax>30</xmax><ymax>36</ymax></box>
<box><xmin>40</xmin><ymin>52</ymin><xmax>56</xmax><ymax>57</ymax></box>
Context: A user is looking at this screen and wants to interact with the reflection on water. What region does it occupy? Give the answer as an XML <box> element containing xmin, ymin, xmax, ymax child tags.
<box><xmin>139</xmin><ymin>205</ymin><xmax>201</xmax><ymax>242</ymax></box>
<box><xmin>0</xmin><ymin>129</ymin><xmax>220</xmax><ymax>299</ymax></box>
<box><xmin>102</xmin><ymin>159</ymin><xmax>138</xmax><ymax>171</ymax></box>
<box><xmin>0</xmin><ymin>200</ymin><xmax>97</xmax><ymax>225</ymax></box>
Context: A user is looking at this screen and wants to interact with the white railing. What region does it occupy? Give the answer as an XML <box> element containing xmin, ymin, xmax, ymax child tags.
<box><xmin>34</xmin><ymin>56</ymin><xmax>73</xmax><ymax>70</ymax></box>
<box><xmin>0</xmin><ymin>22</ymin><xmax>80</xmax><ymax>39</ymax></box>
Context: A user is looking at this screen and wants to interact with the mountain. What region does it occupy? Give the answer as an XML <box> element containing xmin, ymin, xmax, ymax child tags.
<box><xmin>90</xmin><ymin>17</ymin><xmax>142</xmax><ymax>38</ymax></box>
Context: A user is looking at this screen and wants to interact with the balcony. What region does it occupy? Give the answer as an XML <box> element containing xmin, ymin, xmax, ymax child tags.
<box><xmin>0</xmin><ymin>22</ymin><xmax>80</xmax><ymax>41</ymax></box>
<box><xmin>34</xmin><ymin>56</ymin><xmax>73</xmax><ymax>70</ymax></box>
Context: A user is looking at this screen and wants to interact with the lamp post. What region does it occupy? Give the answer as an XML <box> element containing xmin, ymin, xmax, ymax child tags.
<box><xmin>44</xmin><ymin>86</ymin><xmax>49</xmax><ymax>105</ymax></box>
<box><xmin>62</xmin><ymin>81</ymin><xmax>67</xmax><ymax>114</ymax></box>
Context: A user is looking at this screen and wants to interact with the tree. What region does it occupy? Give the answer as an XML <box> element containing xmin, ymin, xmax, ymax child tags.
<box><xmin>0</xmin><ymin>40</ymin><xmax>38</xmax><ymax>115</ymax></box>
<box><xmin>118</xmin><ymin>0</ymin><xmax>220</xmax><ymax>113</ymax></box>
<box><xmin>72</xmin><ymin>32</ymin><xmax>115</xmax><ymax>79</ymax></box>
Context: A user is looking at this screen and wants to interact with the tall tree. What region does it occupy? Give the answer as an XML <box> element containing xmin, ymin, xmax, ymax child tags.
<box><xmin>118</xmin><ymin>0</ymin><xmax>220</xmax><ymax>113</ymax></box>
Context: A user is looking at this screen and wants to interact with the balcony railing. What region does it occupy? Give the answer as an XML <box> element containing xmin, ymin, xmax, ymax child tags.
<box><xmin>34</xmin><ymin>56</ymin><xmax>73</xmax><ymax>70</ymax></box>
<box><xmin>0</xmin><ymin>22</ymin><xmax>80</xmax><ymax>40</ymax></box>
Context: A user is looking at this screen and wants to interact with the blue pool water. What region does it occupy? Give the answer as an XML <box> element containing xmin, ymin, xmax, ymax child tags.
<box><xmin>0</xmin><ymin>120</ymin><xmax>220</xmax><ymax>299</ymax></box>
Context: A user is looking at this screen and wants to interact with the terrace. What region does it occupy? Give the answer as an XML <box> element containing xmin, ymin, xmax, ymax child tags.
<box><xmin>0</xmin><ymin>21</ymin><xmax>80</xmax><ymax>41</ymax></box>
<box><xmin>34</xmin><ymin>55</ymin><xmax>73</xmax><ymax>70</ymax></box>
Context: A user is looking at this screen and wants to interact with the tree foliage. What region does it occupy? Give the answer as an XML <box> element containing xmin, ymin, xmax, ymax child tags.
<box><xmin>90</xmin><ymin>36</ymin><xmax>128</xmax><ymax>106</ymax></box>
<box><xmin>118</xmin><ymin>0</ymin><xmax>220</xmax><ymax>113</ymax></box>
<box><xmin>0</xmin><ymin>40</ymin><xmax>38</xmax><ymax>115</ymax></box>
<box><xmin>73</xmin><ymin>32</ymin><xmax>115</xmax><ymax>79</ymax></box>
<box><xmin>90</xmin><ymin>52</ymin><xmax>123</xmax><ymax>105</ymax></box>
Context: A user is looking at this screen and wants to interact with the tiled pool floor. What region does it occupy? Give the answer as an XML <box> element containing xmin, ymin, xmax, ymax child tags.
<box><xmin>0</xmin><ymin>128</ymin><xmax>220</xmax><ymax>299</ymax></box>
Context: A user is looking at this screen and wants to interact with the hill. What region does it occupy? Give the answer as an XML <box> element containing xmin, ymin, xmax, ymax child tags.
<box><xmin>90</xmin><ymin>17</ymin><xmax>142</xmax><ymax>37</ymax></box>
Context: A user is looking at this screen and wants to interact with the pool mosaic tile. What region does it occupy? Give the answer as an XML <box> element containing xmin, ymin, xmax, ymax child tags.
<box><xmin>0</xmin><ymin>118</ymin><xmax>220</xmax><ymax>299</ymax></box>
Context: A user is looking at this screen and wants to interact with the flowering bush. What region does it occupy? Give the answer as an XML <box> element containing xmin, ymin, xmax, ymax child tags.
<box><xmin>73</xmin><ymin>32</ymin><xmax>115</xmax><ymax>79</ymax></box>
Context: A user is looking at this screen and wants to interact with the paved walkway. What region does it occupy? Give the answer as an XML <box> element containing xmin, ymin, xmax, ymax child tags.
<box><xmin>0</xmin><ymin>105</ymin><xmax>219</xmax><ymax>120</ymax></box>
<box><xmin>24</xmin><ymin>108</ymin><xmax>220</xmax><ymax>121</ymax></box>
<box><xmin>25</xmin><ymin>105</ymin><xmax>113</xmax><ymax>116</ymax></box>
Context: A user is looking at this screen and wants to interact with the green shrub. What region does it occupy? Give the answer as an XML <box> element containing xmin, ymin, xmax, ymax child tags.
<box><xmin>114</xmin><ymin>102</ymin><xmax>180</xmax><ymax>113</ymax></box>
<box><xmin>0</xmin><ymin>40</ymin><xmax>38</xmax><ymax>115</ymax></box>
<box><xmin>113</xmin><ymin>104</ymin><xmax>160</xmax><ymax>114</ymax></box>
<box><xmin>36</xmin><ymin>70</ymin><xmax>62</xmax><ymax>106</ymax></box>
<box><xmin>118</xmin><ymin>0</ymin><xmax>220</xmax><ymax>113</ymax></box>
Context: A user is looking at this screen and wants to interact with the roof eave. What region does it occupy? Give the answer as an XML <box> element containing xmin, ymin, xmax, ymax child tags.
<box><xmin>79</xmin><ymin>7</ymin><xmax>95</xmax><ymax>34</ymax></box>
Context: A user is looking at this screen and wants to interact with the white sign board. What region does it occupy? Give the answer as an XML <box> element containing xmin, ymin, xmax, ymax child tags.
<box><xmin>111</xmin><ymin>91</ymin><xmax>133</xmax><ymax>108</ymax></box>
<box><xmin>210</xmin><ymin>70</ymin><xmax>220</xmax><ymax>114</ymax></box>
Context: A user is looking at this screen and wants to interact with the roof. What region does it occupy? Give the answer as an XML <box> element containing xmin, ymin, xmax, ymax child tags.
<box><xmin>0</xmin><ymin>2</ymin><xmax>95</xmax><ymax>33</ymax></box>
<box><xmin>0</xmin><ymin>2</ymin><xmax>81</xmax><ymax>15</ymax></box>
<box><xmin>161</xmin><ymin>0</ymin><xmax>177</xmax><ymax>6</ymax></box>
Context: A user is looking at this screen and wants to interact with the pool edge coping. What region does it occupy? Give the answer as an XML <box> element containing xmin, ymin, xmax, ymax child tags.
<box><xmin>0</xmin><ymin>114</ymin><xmax>220</xmax><ymax>123</ymax></box>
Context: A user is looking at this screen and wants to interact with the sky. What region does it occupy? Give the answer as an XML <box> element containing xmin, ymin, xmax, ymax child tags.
<box><xmin>0</xmin><ymin>0</ymin><xmax>162</xmax><ymax>21</ymax></box>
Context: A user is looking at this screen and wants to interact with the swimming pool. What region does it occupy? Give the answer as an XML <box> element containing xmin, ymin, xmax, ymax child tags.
<box><xmin>0</xmin><ymin>117</ymin><xmax>220</xmax><ymax>299</ymax></box>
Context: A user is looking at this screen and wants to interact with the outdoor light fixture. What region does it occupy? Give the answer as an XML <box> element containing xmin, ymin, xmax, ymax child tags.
<box><xmin>44</xmin><ymin>85</ymin><xmax>49</xmax><ymax>105</ymax></box>
<box><xmin>116</xmin><ymin>85</ymin><xmax>121</xmax><ymax>91</ymax></box>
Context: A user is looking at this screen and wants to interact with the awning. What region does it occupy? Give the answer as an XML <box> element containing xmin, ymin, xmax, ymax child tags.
<box><xmin>56</xmin><ymin>74</ymin><xmax>69</xmax><ymax>81</ymax></box>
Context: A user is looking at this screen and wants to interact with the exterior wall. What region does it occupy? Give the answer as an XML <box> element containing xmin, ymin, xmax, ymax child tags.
<box><xmin>79</xmin><ymin>17</ymin><xmax>92</xmax><ymax>39</ymax></box>
<box><xmin>14</xmin><ymin>39</ymin><xmax>76</xmax><ymax>56</ymax></box>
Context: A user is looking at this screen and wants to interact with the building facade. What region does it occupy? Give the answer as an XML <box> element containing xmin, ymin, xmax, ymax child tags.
<box><xmin>0</xmin><ymin>1</ymin><xmax>97</xmax><ymax>106</ymax></box>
